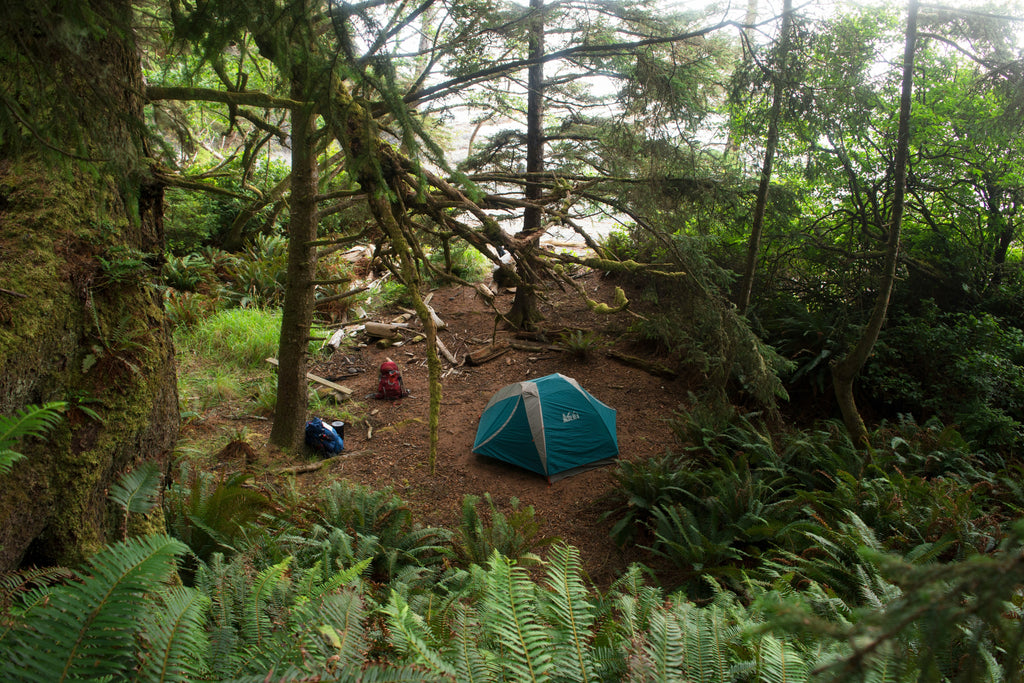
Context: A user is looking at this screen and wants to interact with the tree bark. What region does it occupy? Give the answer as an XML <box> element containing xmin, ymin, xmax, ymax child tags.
<box><xmin>508</xmin><ymin>0</ymin><xmax>547</xmax><ymax>330</ymax></box>
<box><xmin>0</xmin><ymin>0</ymin><xmax>178</xmax><ymax>569</ymax></box>
<box><xmin>269</xmin><ymin>95</ymin><xmax>319</xmax><ymax>450</ymax></box>
<box><xmin>737</xmin><ymin>0</ymin><xmax>791</xmax><ymax>315</ymax></box>
<box><xmin>832</xmin><ymin>0</ymin><xmax>918</xmax><ymax>446</ymax></box>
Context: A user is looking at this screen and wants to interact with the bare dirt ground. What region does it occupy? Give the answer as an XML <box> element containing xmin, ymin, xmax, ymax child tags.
<box><xmin>186</xmin><ymin>270</ymin><xmax>695</xmax><ymax>587</ymax></box>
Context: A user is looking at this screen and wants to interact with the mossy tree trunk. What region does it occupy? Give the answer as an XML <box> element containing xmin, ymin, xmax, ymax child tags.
<box><xmin>0</xmin><ymin>0</ymin><xmax>178</xmax><ymax>569</ymax></box>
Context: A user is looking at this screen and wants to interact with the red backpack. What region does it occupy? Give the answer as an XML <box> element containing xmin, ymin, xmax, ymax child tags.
<box><xmin>374</xmin><ymin>361</ymin><xmax>408</xmax><ymax>400</ymax></box>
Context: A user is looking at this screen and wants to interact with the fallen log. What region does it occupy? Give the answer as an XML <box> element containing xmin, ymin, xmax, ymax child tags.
<box><xmin>265</xmin><ymin>357</ymin><xmax>354</xmax><ymax>395</ymax></box>
<box><xmin>273</xmin><ymin>450</ymin><xmax>369</xmax><ymax>475</ymax></box>
<box><xmin>466</xmin><ymin>344</ymin><xmax>511</xmax><ymax>366</ymax></box>
<box><xmin>363</xmin><ymin>321</ymin><xmax>410</xmax><ymax>339</ymax></box>
<box><xmin>606</xmin><ymin>350</ymin><xmax>677</xmax><ymax>378</ymax></box>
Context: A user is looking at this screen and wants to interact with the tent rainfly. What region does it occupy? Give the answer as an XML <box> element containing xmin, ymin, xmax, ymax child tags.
<box><xmin>472</xmin><ymin>373</ymin><xmax>618</xmax><ymax>482</ymax></box>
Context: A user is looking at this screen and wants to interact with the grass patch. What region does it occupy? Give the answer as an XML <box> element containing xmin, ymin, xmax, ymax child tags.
<box><xmin>175</xmin><ymin>308</ymin><xmax>327</xmax><ymax>418</ymax></box>
<box><xmin>175</xmin><ymin>308</ymin><xmax>283</xmax><ymax>371</ymax></box>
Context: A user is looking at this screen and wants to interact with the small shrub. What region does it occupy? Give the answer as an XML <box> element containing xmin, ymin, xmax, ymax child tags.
<box><xmin>455</xmin><ymin>493</ymin><xmax>556</xmax><ymax>567</ymax></box>
<box><xmin>558</xmin><ymin>329</ymin><xmax>604</xmax><ymax>360</ymax></box>
<box><xmin>426</xmin><ymin>243</ymin><xmax>490</xmax><ymax>284</ymax></box>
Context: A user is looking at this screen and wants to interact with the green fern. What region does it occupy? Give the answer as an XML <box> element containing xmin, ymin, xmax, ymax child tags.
<box><xmin>383</xmin><ymin>590</ymin><xmax>457</xmax><ymax>677</ymax></box>
<box><xmin>164</xmin><ymin>466</ymin><xmax>275</xmax><ymax>569</ymax></box>
<box><xmin>629</xmin><ymin>609</ymin><xmax>686</xmax><ymax>682</ymax></box>
<box><xmin>0</xmin><ymin>402</ymin><xmax>65</xmax><ymax>474</ymax></box>
<box><xmin>456</xmin><ymin>493</ymin><xmax>554</xmax><ymax>567</ymax></box>
<box><xmin>109</xmin><ymin>461</ymin><xmax>163</xmax><ymax>515</ymax></box>
<box><xmin>539</xmin><ymin>544</ymin><xmax>599</xmax><ymax>683</ymax></box>
<box><xmin>446</xmin><ymin>603</ymin><xmax>494</xmax><ymax>683</ymax></box>
<box><xmin>314</xmin><ymin>590</ymin><xmax>372</xmax><ymax>669</ymax></box>
<box><xmin>752</xmin><ymin>634</ymin><xmax>809</xmax><ymax>683</ymax></box>
<box><xmin>135</xmin><ymin>586</ymin><xmax>210</xmax><ymax>682</ymax></box>
<box><xmin>679</xmin><ymin>600</ymin><xmax>735</xmax><ymax>683</ymax></box>
<box><xmin>482</xmin><ymin>551</ymin><xmax>553</xmax><ymax>682</ymax></box>
<box><xmin>244</xmin><ymin>557</ymin><xmax>292</xmax><ymax>648</ymax></box>
<box><xmin>0</xmin><ymin>534</ymin><xmax>192</xmax><ymax>682</ymax></box>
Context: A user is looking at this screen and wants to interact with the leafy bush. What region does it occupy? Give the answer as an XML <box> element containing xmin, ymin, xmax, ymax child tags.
<box><xmin>864</xmin><ymin>303</ymin><xmax>1024</xmax><ymax>452</ymax></box>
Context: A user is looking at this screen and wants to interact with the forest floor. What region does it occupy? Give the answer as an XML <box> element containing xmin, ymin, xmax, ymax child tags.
<box><xmin>181</xmin><ymin>268</ymin><xmax>698</xmax><ymax>587</ymax></box>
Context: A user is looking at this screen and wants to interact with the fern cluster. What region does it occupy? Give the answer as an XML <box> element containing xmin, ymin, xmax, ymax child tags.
<box><xmin>607</xmin><ymin>413</ymin><xmax>1020</xmax><ymax>605</ymax></box>
<box><xmin>3</xmin><ymin>451</ymin><xmax>1024</xmax><ymax>681</ymax></box>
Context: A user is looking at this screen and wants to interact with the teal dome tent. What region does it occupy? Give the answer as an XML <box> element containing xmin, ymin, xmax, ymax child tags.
<box><xmin>472</xmin><ymin>373</ymin><xmax>618</xmax><ymax>482</ymax></box>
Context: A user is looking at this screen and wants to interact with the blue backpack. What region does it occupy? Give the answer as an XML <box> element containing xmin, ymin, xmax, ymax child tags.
<box><xmin>304</xmin><ymin>417</ymin><xmax>344</xmax><ymax>455</ymax></box>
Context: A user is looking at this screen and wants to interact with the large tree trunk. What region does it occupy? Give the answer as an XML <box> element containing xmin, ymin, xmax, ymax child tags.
<box><xmin>832</xmin><ymin>0</ymin><xmax>918</xmax><ymax>446</ymax></box>
<box><xmin>0</xmin><ymin>0</ymin><xmax>178</xmax><ymax>569</ymax></box>
<box><xmin>269</xmin><ymin>96</ymin><xmax>319</xmax><ymax>451</ymax></box>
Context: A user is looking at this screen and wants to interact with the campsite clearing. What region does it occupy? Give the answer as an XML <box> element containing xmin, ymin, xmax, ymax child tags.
<box><xmin>183</xmin><ymin>271</ymin><xmax>694</xmax><ymax>586</ymax></box>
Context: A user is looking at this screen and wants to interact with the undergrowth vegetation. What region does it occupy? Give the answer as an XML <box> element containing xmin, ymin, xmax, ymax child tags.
<box><xmin>5</xmin><ymin>394</ymin><xmax>1024</xmax><ymax>680</ymax></box>
<box><xmin>7</xmin><ymin>202</ymin><xmax>1024</xmax><ymax>679</ymax></box>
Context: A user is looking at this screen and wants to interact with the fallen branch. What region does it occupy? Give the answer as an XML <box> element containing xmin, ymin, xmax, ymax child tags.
<box><xmin>272</xmin><ymin>450</ymin><xmax>369</xmax><ymax>475</ymax></box>
<box><xmin>509</xmin><ymin>341</ymin><xmax>563</xmax><ymax>353</ymax></box>
<box><xmin>465</xmin><ymin>344</ymin><xmax>511</xmax><ymax>366</ymax></box>
<box><xmin>436</xmin><ymin>336</ymin><xmax>458</xmax><ymax>364</ymax></box>
<box><xmin>606</xmin><ymin>350</ymin><xmax>677</xmax><ymax>378</ymax></box>
<box><xmin>265</xmin><ymin>357</ymin><xmax>353</xmax><ymax>395</ymax></box>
